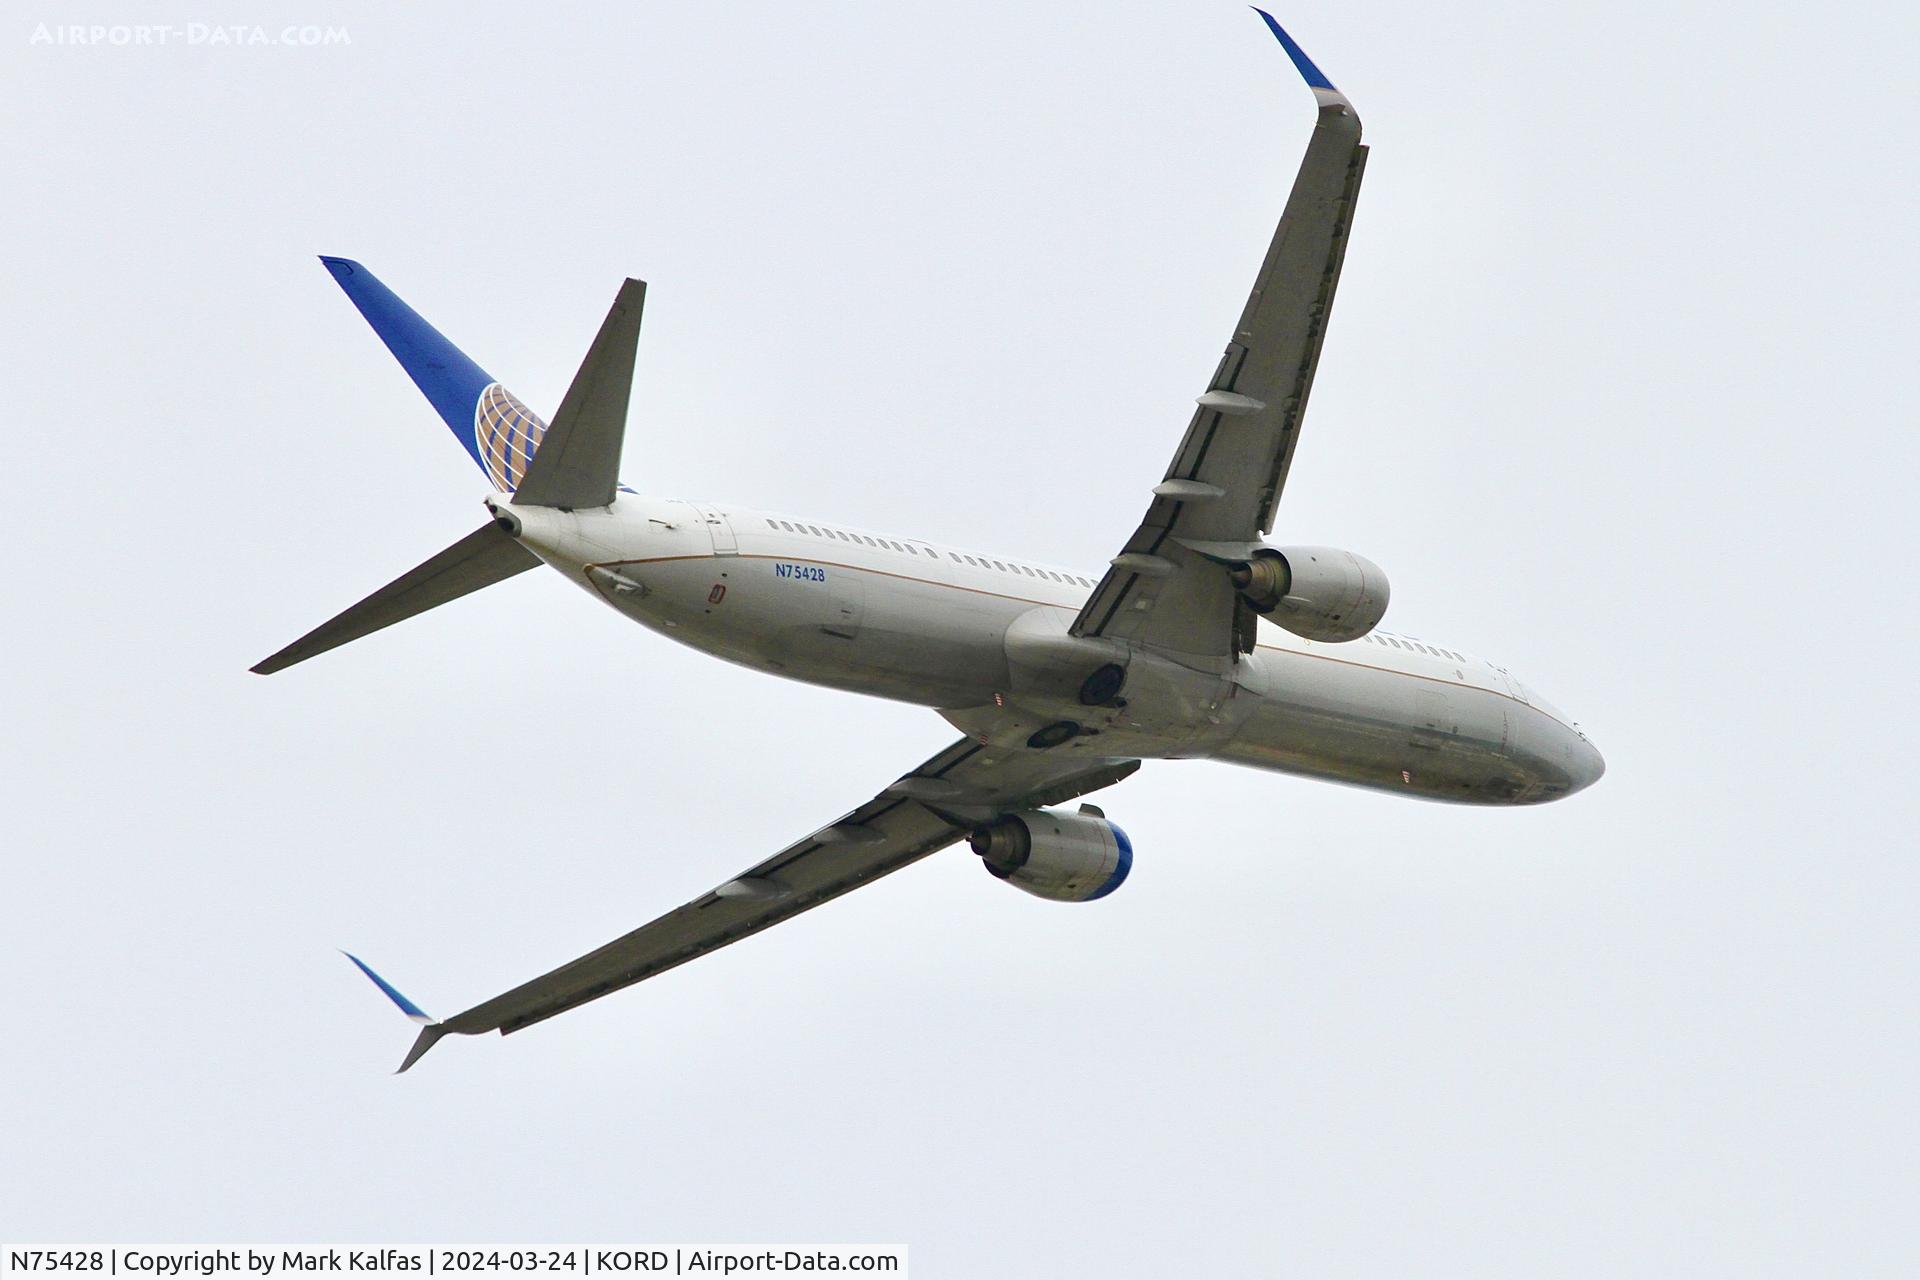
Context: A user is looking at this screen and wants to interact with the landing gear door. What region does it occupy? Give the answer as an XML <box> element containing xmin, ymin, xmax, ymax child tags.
<box><xmin>696</xmin><ymin>504</ymin><xmax>738</xmax><ymax>555</ymax></box>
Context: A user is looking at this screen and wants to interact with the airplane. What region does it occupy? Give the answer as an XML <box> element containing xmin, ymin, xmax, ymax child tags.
<box><xmin>257</xmin><ymin>11</ymin><xmax>1605</xmax><ymax>1072</ymax></box>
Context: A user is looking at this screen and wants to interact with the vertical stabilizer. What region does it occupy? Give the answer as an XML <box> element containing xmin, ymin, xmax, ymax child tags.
<box><xmin>320</xmin><ymin>257</ymin><xmax>551</xmax><ymax>492</ymax></box>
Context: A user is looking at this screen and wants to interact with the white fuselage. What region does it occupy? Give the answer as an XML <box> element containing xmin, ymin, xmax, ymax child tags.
<box><xmin>495</xmin><ymin>494</ymin><xmax>1603</xmax><ymax>805</ymax></box>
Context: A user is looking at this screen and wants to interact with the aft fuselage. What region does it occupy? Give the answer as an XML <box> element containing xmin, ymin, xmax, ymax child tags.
<box><xmin>496</xmin><ymin>495</ymin><xmax>1603</xmax><ymax>805</ymax></box>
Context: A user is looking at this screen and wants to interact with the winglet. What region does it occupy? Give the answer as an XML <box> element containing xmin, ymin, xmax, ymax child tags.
<box><xmin>1251</xmin><ymin>9</ymin><xmax>1354</xmax><ymax>114</ymax></box>
<box><xmin>343</xmin><ymin>952</ymin><xmax>449</xmax><ymax>1073</ymax></box>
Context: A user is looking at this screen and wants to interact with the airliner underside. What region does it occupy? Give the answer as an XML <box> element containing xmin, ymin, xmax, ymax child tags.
<box><xmin>256</xmin><ymin>13</ymin><xmax>1603</xmax><ymax>1072</ymax></box>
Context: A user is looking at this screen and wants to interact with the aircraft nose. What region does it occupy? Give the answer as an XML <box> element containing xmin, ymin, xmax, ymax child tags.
<box><xmin>1566</xmin><ymin>732</ymin><xmax>1606</xmax><ymax>794</ymax></box>
<box><xmin>1507</xmin><ymin>708</ymin><xmax>1605</xmax><ymax>802</ymax></box>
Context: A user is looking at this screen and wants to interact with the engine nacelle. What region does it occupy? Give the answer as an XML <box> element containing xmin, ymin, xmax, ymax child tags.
<box><xmin>1229</xmin><ymin>545</ymin><xmax>1389</xmax><ymax>642</ymax></box>
<box><xmin>969</xmin><ymin>809</ymin><xmax>1132</xmax><ymax>902</ymax></box>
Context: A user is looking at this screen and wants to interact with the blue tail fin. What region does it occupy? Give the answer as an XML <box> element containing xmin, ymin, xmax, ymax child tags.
<box><xmin>320</xmin><ymin>257</ymin><xmax>550</xmax><ymax>492</ymax></box>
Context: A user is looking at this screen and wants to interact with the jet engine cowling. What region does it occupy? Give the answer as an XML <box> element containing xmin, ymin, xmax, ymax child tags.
<box><xmin>969</xmin><ymin>809</ymin><xmax>1132</xmax><ymax>902</ymax></box>
<box><xmin>1229</xmin><ymin>545</ymin><xmax>1389</xmax><ymax>643</ymax></box>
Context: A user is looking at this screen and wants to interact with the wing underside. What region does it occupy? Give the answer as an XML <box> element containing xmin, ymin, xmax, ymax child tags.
<box><xmin>366</xmin><ymin>739</ymin><xmax>1139</xmax><ymax>1070</ymax></box>
<box><xmin>1072</xmin><ymin>17</ymin><xmax>1367</xmax><ymax>660</ymax></box>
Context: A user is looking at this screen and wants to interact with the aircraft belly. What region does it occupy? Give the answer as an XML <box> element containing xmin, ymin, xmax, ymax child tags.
<box><xmin>1215</xmin><ymin>647</ymin><xmax>1542</xmax><ymax>804</ymax></box>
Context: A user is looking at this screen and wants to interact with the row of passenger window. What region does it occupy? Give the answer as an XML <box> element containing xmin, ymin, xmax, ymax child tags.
<box><xmin>1365</xmin><ymin>632</ymin><xmax>1464</xmax><ymax>662</ymax></box>
<box><xmin>758</xmin><ymin>516</ymin><xmax>1473</xmax><ymax>648</ymax></box>
<box><xmin>764</xmin><ymin>517</ymin><xmax>1097</xmax><ymax>588</ymax></box>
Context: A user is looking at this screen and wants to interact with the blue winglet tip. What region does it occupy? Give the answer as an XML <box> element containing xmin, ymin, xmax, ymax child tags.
<box><xmin>1251</xmin><ymin>8</ymin><xmax>1335</xmax><ymax>91</ymax></box>
<box><xmin>343</xmin><ymin>951</ymin><xmax>435</xmax><ymax>1025</ymax></box>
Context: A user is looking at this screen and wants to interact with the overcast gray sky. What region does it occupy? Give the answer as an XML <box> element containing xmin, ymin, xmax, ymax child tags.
<box><xmin>4</xmin><ymin>1</ymin><xmax>1916</xmax><ymax>1274</ymax></box>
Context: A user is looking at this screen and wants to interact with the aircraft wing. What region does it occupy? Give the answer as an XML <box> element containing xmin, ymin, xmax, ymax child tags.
<box><xmin>357</xmin><ymin>739</ymin><xmax>1139</xmax><ymax>1070</ymax></box>
<box><xmin>1071</xmin><ymin>12</ymin><xmax>1366</xmax><ymax>661</ymax></box>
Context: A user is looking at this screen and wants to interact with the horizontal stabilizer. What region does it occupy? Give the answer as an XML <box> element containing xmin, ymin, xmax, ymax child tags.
<box><xmin>511</xmin><ymin>279</ymin><xmax>646</xmax><ymax>509</ymax></box>
<box><xmin>252</xmin><ymin>521</ymin><xmax>537</xmax><ymax>675</ymax></box>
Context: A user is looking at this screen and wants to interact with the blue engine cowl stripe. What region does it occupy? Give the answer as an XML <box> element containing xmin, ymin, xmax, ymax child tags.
<box><xmin>1086</xmin><ymin>821</ymin><xmax>1133</xmax><ymax>901</ymax></box>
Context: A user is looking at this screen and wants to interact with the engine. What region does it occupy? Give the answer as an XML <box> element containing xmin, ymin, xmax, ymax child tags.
<box><xmin>970</xmin><ymin>809</ymin><xmax>1132</xmax><ymax>902</ymax></box>
<box><xmin>1229</xmin><ymin>545</ymin><xmax>1389</xmax><ymax>642</ymax></box>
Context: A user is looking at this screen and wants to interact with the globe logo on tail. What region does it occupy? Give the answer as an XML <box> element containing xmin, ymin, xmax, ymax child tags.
<box><xmin>474</xmin><ymin>383</ymin><xmax>549</xmax><ymax>493</ymax></box>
